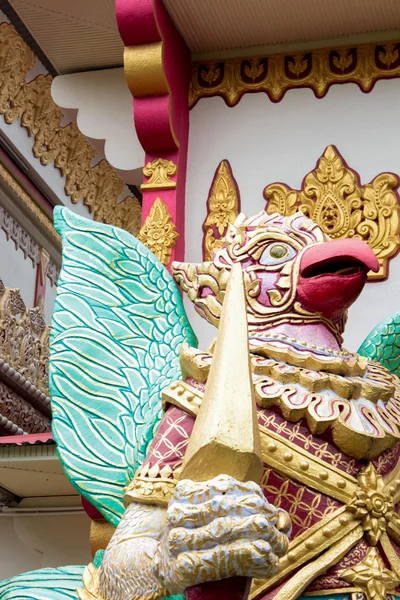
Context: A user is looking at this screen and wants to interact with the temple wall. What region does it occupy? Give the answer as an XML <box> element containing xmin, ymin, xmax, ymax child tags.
<box><xmin>0</xmin><ymin>229</ymin><xmax>36</xmax><ymax>308</ymax></box>
<box><xmin>185</xmin><ymin>79</ymin><xmax>400</xmax><ymax>352</ymax></box>
<box><xmin>0</xmin><ymin>515</ymin><xmax>91</xmax><ymax>580</ymax></box>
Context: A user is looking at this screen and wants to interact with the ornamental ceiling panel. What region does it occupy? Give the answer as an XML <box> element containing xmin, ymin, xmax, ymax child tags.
<box><xmin>7</xmin><ymin>0</ymin><xmax>123</xmax><ymax>73</ymax></box>
<box><xmin>163</xmin><ymin>0</ymin><xmax>400</xmax><ymax>55</ymax></box>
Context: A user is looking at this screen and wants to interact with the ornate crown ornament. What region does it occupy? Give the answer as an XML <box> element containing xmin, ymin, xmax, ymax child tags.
<box><xmin>264</xmin><ymin>145</ymin><xmax>400</xmax><ymax>280</ymax></box>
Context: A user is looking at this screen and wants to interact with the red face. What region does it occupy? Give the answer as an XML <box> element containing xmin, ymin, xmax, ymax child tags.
<box><xmin>296</xmin><ymin>238</ymin><xmax>379</xmax><ymax>320</ymax></box>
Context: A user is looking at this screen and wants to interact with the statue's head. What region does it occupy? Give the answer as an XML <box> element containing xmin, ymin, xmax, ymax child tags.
<box><xmin>172</xmin><ymin>211</ymin><xmax>378</xmax><ymax>347</ymax></box>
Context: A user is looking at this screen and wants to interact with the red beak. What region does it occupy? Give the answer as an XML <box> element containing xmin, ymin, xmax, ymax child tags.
<box><xmin>297</xmin><ymin>239</ymin><xmax>378</xmax><ymax>320</ymax></box>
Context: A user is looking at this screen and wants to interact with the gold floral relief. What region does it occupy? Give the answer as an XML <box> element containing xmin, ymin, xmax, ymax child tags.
<box><xmin>190</xmin><ymin>41</ymin><xmax>400</xmax><ymax>108</ymax></box>
<box><xmin>202</xmin><ymin>160</ymin><xmax>241</xmax><ymax>261</ymax></box>
<box><xmin>0</xmin><ymin>23</ymin><xmax>141</xmax><ymax>237</ymax></box>
<box><xmin>138</xmin><ymin>197</ymin><xmax>178</xmax><ymax>266</ymax></box>
<box><xmin>0</xmin><ymin>278</ymin><xmax>49</xmax><ymax>395</ymax></box>
<box><xmin>264</xmin><ymin>145</ymin><xmax>400</xmax><ymax>280</ymax></box>
<box><xmin>340</xmin><ymin>546</ymin><xmax>400</xmax><ymax>600</ymax></box>
<box><xmin>141</xmin><ymin>158</ymin><xmax>177</xmax><ymax>191</ymax></box>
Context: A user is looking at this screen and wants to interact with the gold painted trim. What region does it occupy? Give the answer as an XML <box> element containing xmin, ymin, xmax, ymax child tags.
<box><xmin>190</xmin><ymin>40</ymin><xmax>400</xmax><ymax>108</ymax></box>
<box><xmin>161</xmin><ymin>380</ymin><xmax>202</xmax><ymax>416</ymax></box>
<box><xmin>272</xmin><ymin>526</ymin><xmax>364</xmax><ymax>600</ymax></box>
<box><xmin>259</xmin><ymin>426</ymin><xmax>357</xmax><ymax>504</ymax></box>
<box><xmin>303</xmin><ymin>589</ymin><xmax>363</xmax><ymax>596</ymax></box>
<box><xmin>0</xmin><ymin>162</ymin><xmax>59</xmax><ymax>244</ymax></box>
<box><xmin>250</xmin><ymin>507</ymin><xmax>358</xmax><ymax>599</ymax></box>
<box><xmin>124</xmin><ymin>43</ymin><xmax>168</xmax><ymax>97</ymax></box>
<box><xmin>141</xmin><ymin>158</ymin><xmax>177</xmax><ymax>191</ymax></box>
<box><xmin>124</xmin><ymin>475</ymin><xmax>177</xmax><ymax>507</ymax></box>
<box><xmin>381</xmin><ymin>532</ymin><xmax>400</xmax><ymax>578</ymax></box>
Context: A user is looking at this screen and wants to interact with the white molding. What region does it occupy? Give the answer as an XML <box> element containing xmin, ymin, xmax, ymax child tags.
<box><xmin>51</xmin><ymin>68</ymin><xmax>144</xmax><ymax>185</ymax></box>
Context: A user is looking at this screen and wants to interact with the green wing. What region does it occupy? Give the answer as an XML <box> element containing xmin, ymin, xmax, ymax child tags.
<box><xmin>358</xmin><ymin>309</ymin><xmax>400</xmax><ymax>376</ymax></box>
<box><xmin>0</xmin><ymin>566</ymin><xmax>84</xmax><ymax>600</ymax></box>
<box><xmin>50</xmin><ymin>208</ymin><xmax>197</xmax><ymax>527</ymax></box>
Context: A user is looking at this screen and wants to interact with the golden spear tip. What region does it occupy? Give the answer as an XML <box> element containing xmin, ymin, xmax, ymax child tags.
<box><xmin>181</xmin><ymin>262</ymin><xmax>263</xmax><ymax>484</ymax></box>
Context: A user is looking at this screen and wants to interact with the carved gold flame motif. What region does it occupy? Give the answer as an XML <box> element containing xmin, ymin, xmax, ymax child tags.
<box><xmin>138</xmin><ymin>197</ymin><xmax>178</xmax><ymax>266</ymax></box>
<box><xmin>203</xmin><ymin>160</ymin><xmax>241</xmax><ymax>261</ymax></box>
<box><xmin>264</xmin><ymin>145</ymin><xmax>400</xmax><ymax>280</ymax></box>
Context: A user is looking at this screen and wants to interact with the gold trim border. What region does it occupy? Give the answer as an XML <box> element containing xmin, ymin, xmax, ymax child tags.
<box><xmin>190</xmin><ymin>40</ymin><xmax>400</xmax><ymax>108</ymax></box>
<box><xmin>0</xmin><ymin>162</ymin><xmax>59</xmax><ymax>244</ymax></box>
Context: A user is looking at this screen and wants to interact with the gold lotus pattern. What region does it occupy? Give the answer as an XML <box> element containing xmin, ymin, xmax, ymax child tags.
<box><xmin>348</xmin><ymin>464</ymin><xmax>396</xmax><ymax>546</ymax></box>
<box><xmin>264</xmin><ymin>145</ymin><xmax>400</xmax><ymax>280</ymax></box>
<box><xmin>138</xmin><ymin>198</ymin><xmax>178</xmax><ymax>266</ymax></box>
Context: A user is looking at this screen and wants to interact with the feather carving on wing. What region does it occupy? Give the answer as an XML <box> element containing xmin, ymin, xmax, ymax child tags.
<box><xmin>358</xmin><ymin>309</ymin><xmax>400</xmax><ymax>376</ymax></box>
<box><xmin>49</xmin><ymin>208</ymin><xmax>197</xmax><ymax>527</ymax></box>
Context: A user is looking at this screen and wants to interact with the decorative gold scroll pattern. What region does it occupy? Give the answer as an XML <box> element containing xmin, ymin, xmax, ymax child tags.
<box><xmin>0</xmin><ymin>278</ymin><xmax>49</xmax><ymax>395</ymax></box>
<box><xmin>202</xmin><ymin>160</ymin><xmax>240</xmax><ymax>261</ymax></box>
<box><xmin>264</xmin><ymin>145</ymin><xmax>400</xmax><ymax>280</ymax></box>
<box><xmin>0</xmin><ymin>23</ymin><xmax>142</xmax><ymax>237</ymax></box>
<box><xmin>190</xmin><ymin>41</ymin><xmax>400</xmax><ymax>108</ymax></box>
<box><xmin>141</xmin><ymin>158</ymin><xmax>177</xmax><ymax>191</ymax></box>
<box><xmin>138</xmin><ymin>198</ymin><xmax>178</xmax><ymax>266</ymax></box>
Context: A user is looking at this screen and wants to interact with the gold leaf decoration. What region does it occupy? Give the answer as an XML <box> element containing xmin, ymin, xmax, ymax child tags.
<box><xmin>202</xmin><ymin>160</ymin><xmax>241</xmax><ymax>261</ymax></box>
<box><xmin>141</xmin><ymin>158</ymin><xmax>177</xmax><ymax>190</ymax></box>
<box><xmin>138</xmin><ymin>197</ymin><xmax>178</xmax><ymax>266</ymax></box>
<box><xmin>264</xmin><ymin>145</ymin><xmax>400</xmax><ymax>280</ymax></box>
<box><xmin>0</xmin><ymin>23</ymin><xmax>141</xmax><ymax>237</ymax></box>
<box><xmin>348</xmin><ymin>463</ymin><xmax>395</xmax><ymax>546</ymax></box>
<box><xmin>190</xmin><ymin>40</ymin><xmax>400</xmax><ymax>108</ymax></box>
<box><xmin>340</xmin><ymin>547</ymin><xmax>400</xmax><ymax>600</ymax></box>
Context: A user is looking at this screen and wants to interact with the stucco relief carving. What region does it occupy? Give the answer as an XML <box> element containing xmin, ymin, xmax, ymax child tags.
<box><xmin>0</xmin><ymin>278</ymin><xmax>50</xmax><ymax>396</ymax></box>
<box><xmin>0</xmin><ymin>205</ymin><xmax>40</xmax><ymax>266</ymax></box>
<box><xmin>202</xmin><ymin>160</ymin><xmax>241</xmax><ymax>261</ymax></box>
<box><xmin>190</xmin><ymin>41</ymin><xmax>400</xmax><ymax>108</ymax></box>
<box><xmin>264</xmin><ymin>146</ymin><xmax>400</xmax><ymax>280</ymax></box>
<box><xmin>0</xmin><ymin>23</ymin><xmax>142</xmax><ymax>237</ymax></box>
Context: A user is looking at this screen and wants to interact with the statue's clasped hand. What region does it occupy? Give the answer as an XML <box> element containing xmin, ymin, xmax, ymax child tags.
<box><xmin>154</xmin><ymin>474</ymin><xmax>291</xmax><ymax>594</ymax></box>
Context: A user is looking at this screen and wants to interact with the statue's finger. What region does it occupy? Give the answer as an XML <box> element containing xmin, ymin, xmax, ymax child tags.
<box><xmin>167</xmin><ymin>493</ymin><xmax>270</xmax><ymax>528</ymax></box>
<box><xmin>167</xmin><ymin>514</ymin><xmax>286</xmax><ymax>555</ymax></box>
<box><xmin>175</xmin><ymin>539</ymin><xmax>281</xmax><ymax>583</ymax></box>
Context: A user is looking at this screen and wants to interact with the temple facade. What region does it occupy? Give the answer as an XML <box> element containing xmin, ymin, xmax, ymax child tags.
<box><xmin>1</xmin><ymin>0</ymin><xmax>400</xmax><ymax>595</ymax></box>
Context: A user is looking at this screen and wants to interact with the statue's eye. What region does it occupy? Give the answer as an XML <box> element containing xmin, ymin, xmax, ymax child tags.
<box><xmin>270</xmin><ymin>244</ymin><xmax>289</xmax><ymax>259</ymax></box>
<box><xmin>260</xmin><ymin>243</ymin><xmax>295</xmax><ymax>265</ymax></box>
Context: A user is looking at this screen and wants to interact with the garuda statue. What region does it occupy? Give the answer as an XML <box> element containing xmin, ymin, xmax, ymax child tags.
<box><xmin>1</xmin><ymin>207</ymin><xmax>400</xmax><ymax>600</ymax></box>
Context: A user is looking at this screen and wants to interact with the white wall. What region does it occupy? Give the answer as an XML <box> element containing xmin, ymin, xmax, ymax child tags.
<box><xmin>0</xmin><ymin>518</ymin><xmax>41</xmax><ymax>579</ymax></box>
<box><xmin>0</xmin><ymin>514</ymin><xmax>91</xmax><ymax>580</ymax></box>
<box><xmin>0</xmin><ymin>230</ymin><xmax>36</xmax><ymax>308</ymax></box>
<box><xmin>185</xmin><ymin>79</ymin><xmax>400</xmax><ymax>352</ymax></box>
